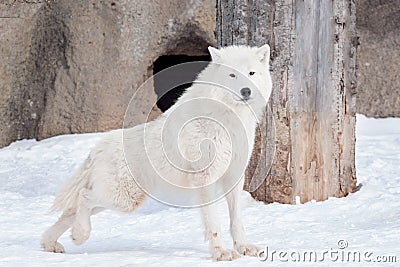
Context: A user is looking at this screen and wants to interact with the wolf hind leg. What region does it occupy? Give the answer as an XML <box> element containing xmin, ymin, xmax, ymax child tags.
<box><xmin>41</xmin><ymin>208</ymin><xmax>76</xmax><ymax>253</ymax></box>
<box><xmin>70</xmin><ymin>188</ymin><xmax>103</xmax><ymax>245</ymax></box>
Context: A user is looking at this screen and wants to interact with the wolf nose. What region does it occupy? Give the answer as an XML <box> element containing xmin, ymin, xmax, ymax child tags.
<box><xmin>240</xmin><ymin>87</ymin><xmax>251</xmax><ymax>99</ymax></box>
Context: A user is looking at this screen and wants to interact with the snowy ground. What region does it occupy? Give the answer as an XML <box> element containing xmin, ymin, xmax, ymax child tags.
<box><xmin>0</xmin><ymin>114</ymin><xmax>399</xmax><ymax>266</ymax></box>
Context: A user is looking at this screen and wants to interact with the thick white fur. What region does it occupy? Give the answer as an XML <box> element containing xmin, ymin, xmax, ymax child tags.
<box><xmin>41</xmin><ymin>45</ymin><xmax>272</xmax><ymax>261</ymax></box>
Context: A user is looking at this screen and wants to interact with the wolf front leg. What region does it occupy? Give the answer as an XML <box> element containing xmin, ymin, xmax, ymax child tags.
<box><xmin>226</xmin><ymin>181</ymin><xmax>260</xmax><ymax>256</ymax></box>
<box><xmin>199</xmin><ymin>185</ymin><xmax>240</xmax><ymax>261</ymax></box>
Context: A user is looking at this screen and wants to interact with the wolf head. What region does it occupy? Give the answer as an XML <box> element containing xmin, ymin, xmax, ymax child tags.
<box><xmin>205</xmin><ymin>45</ymin><xmax>272</xmax><ymax>109</ymax></box>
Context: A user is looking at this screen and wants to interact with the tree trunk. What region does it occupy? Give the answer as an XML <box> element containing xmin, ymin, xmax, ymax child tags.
<box><xmin>217</xmin><ymin>0</ymin><xmax>357</xmax><ymax>204</ymax></box>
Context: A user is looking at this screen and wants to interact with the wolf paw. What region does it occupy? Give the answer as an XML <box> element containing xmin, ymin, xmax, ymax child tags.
<box><xmin>234</xmin><ymin>243</ymin><xmax>260</xmax><ymax>256</ymax></box>
<box><xmin>71</xmin><ymin>224</ymin><xmax>90</xmax><ymax>245</ymax></box>
<box><xmin>41</xmin><ymin>241</ymin><xmax>65</xmax><ymax>253</ymax></box>
<box><xmin>211</xmin><ymin>247</ymin><xmax>240</xmax><ymax>261</ymax></box>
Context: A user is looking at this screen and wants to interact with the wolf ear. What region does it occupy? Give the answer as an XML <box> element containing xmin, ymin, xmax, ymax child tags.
<box><xmin>256</xmin><ymin>44</ymin><xmax>270</xmax><ymax>64</ymax></box>
<box><xmin>208</xmin><ymin>46</ymin><xmax>221</xmax><ymax>62</ymax></box>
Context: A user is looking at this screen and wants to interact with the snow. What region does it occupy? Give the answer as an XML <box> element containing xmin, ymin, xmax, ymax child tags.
<box><xmin>0</xmin><ymin>114</ymin><xmax>399</xmax><ymax>266</ymax></box>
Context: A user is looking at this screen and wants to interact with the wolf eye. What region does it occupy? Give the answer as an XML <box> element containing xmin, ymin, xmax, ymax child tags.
<box><xmin>229</xmin><ymin>73</ymin><xmax>236</xmax><ymax>78</ymax></box>
<box><xmin>249</xmin><ymin>71</ymin><xmax>255</xmax><ymax>76</ymax></box>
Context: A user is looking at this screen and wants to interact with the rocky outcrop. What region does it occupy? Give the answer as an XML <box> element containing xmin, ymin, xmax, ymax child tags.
<box><xmin>356</xmin><ymin>0</ymin><xmax>400</xmax><ymax>117</ymax></box>
<box><xmin>1</xmin><ymin>1</ymin><xmax>44</xmax><ymax>147</ymax></box>
<box><xmin>0</xmin><ymin>0</ymin><xmax>216</xmax><ymax>147</ymax></box>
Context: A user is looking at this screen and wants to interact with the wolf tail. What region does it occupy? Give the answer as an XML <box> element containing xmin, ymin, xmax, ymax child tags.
<box><xmin>50</xmin><ymin>156</ymin><xmax>93</xmax><ymax>213</ymax></box>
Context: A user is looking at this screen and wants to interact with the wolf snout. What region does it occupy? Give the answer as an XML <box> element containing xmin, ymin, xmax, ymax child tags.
<box><xmin>240</xmin><ymin>87</ymin><xmax>251</xmax><ymax>100</ymax></box>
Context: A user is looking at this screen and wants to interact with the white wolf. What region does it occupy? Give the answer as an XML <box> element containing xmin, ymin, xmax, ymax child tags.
<box><xmin>41</xmin><ymin>44</ymin><xmax>272</xmax><ymax>261</ymax></box>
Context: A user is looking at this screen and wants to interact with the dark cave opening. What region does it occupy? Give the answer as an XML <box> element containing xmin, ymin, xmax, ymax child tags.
<box><xmin>153</xmin><ymin>54</ymin><xmax>210</xmax><ymax>112</ymax></box>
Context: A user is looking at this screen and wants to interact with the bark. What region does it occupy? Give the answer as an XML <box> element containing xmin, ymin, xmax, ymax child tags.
<box><xmin>218</xmin><ymin>0</ymin><xmax>357</xmax><ymax>203</ymax></box>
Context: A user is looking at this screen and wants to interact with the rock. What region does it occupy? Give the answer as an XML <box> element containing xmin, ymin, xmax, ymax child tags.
<box><xmin>356</xmin><ymin>0</ymin><xmax>400</xmax><ymax>117</ymax></box>
<box><xmin>0</xmin><ymin>0</ymin><xmax>216</xmax><ymax>147</ymax></box>
<box><xmin>0</xmin><ymin>0</ymin><xmax>44</xmax><ymax>147</ymax></box>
